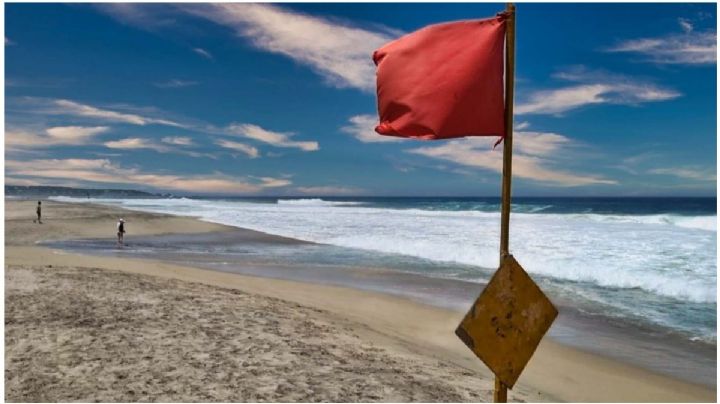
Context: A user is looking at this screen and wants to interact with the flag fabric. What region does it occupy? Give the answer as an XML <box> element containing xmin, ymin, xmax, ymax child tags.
<box><xmin>373</xmin><ymin>14</ymin><xmax>507</xmax><ymax>141</ymax></box>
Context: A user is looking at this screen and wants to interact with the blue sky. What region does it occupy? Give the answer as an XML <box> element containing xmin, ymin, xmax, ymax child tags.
<box><xmin>5</xmin><ymin>3</ymin><xmax>717</xmax><ymax>196</ymax></box>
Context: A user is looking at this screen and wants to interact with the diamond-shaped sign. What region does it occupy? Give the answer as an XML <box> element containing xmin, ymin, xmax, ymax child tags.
<box><xmin>455</xmin><ymin>255</ymin><xmax>557</xmax><ymax>388</ymax></box>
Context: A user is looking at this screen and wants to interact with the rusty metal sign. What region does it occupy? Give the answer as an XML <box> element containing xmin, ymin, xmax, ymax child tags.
<box><xmin>455</xmin><ymin>255</ymin><xmax>557</xmax><ymax>388</ymax></box>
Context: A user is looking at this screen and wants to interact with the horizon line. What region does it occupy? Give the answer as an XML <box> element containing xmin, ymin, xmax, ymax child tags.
<box><xmin>4</xmin><ymin>184</ymin><xmax>717</xmax><ymax>199</ymax></box>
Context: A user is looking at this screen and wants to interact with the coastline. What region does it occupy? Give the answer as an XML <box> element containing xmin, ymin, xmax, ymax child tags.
<box><xmin>5</xmin><ymin>199</ymin><xmax>716</xmax><ymax>402</ymax></box>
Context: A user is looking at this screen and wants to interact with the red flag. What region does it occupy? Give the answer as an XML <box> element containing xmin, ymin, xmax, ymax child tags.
<box><xmin>373</xmin><ymin>15</ymin><xmax>507</xmax><ymax>141</ymax></box>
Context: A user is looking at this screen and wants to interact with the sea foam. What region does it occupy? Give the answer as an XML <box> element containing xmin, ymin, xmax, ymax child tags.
<box><xmin>276</xmin><ymin>198</ymin><xmax>364</xmax><ymax>206</ymax></box>
<box><xmin>51</xmin><ymin>196</ymin><xmax>717</xmax><ymax>305</ymax></box>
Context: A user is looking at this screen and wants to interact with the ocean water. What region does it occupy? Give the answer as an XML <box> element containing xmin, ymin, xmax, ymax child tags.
<box><xmin>50</xmin><ymin>196</ymin><xmax>717</xmax><ymax>345</ymax></box>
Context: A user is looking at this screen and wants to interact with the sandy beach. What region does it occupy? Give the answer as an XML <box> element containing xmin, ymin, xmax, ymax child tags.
<box><xmin>5</xmin><ymin>199</ymin><xmax>716</xmax><ymax>402</ymax></box>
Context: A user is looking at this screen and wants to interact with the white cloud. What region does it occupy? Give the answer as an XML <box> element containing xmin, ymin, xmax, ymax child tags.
<box><xmin>193</xmin><ymin>47</ymin><xmax>213</xmax><ymax>59</ymax></box>
<box><xmin>6</xmin><ymin>126</ymin><xmax>110</xmax><ymax>148</ymax></box>
<box><xmin>679</xmin><ymin>18</ymin><xmax>694</xmax><ymax>34</ymax></box>
<box><xmin>154</xmin><ymin>79</ymin><xmax>198</xmax><ymax>88</ymax></box>
<box><xmin>516</xmin><ymin>84</ymin><xmax>680</xmax><ymax>115</ymax></box>
<box><xmin>6</xmin><ymin>158</ymin><xmax>290</xmax><ymax>194</ymax></box>
<box><xmin>181</xmin><ymin>3</ymin><xmax>396</xmax><ymax>91</ymax></box>
<box><xmin>612</xmin><ymin>152</ymin><xmax>663</xmax><ymax>175</ymax></box>
<box><xmin>513</xmin><ymin>130</ymin><xmax>571</xmax><ymax>156</ymax></box>
<box><xmin>516</xmin><ymin>68</ymin><xmax>681</xmax><ymax>115</ymax></box>
<box><xmin>46</xmin><ymin>99</ymin><xmax>184</xmax><ymax>127</ymax></box>
<box><xmin>226</xmin><ymin>123</ymin><xmax>319</xmax><ymax>151</ymax></box>
<box><xmin>105</xmin><ymin>136</ymin><xmax>216</xmax><ymax>159</ymax></box>
<box><xmin>648</xmin><ymin>167</ymin><xmax>716</xmax><ymax>181</ymax></box>
<box><xmin>259</xmin><ymin>177</ymin><xmax>292</xmax><ymax>188</ymax></box>
<box><xmin>46</xmin><ymin>126</ymin><xmax>109</xmax><ymax>142</ymax></box>
<box><xmin>214</xmin><ymin>139</ymin><xmax>260</xmax><ymax>158</ymax></box>
<box><xmin>5</xmin><ymin>37</ymin><xmax>14</xmax><ymax>46</ymax></box>
<box><xmin>407</xmin><ymin>132</ymin><xmax>616</xmax><ymax>187</ymax></box>
<box><xmin>95</xmin><ymin>3</ymin><xmax>177</xmax><ymax>30</ymax></box>
<box><xmin>5</xmin><ymin>177</ymin><xmax>42</xmax><ymax>186</ymax></box>
<box><xmin>342</xmin><ymin>114</ymin><xmax>404</xmax><ymax>143</ymax></box>
<box><xmin>12</xmin><ymin>98</ymin><xmax>316</xmax><ymax>156</ymax></box>
<box><xmin>162</xmin><ymin>136</ymin><xmax>194</xmax><ymax>146</ymax></box>
<box><xmin>104</xmin><ymin>137</ymin><xmax>172</xmax><ymax>153</ymax></box>
<box><xmin>516</xmin><ymin>85</ymin><xmax>608</xmax><ymax>115</ymax></box>
<box><xmin>53</xmin><ymin>100</ymin><xmax>146</xmax><ymax>125</ymax></box>
<box><xmin>515</xmin><ymin>121</ymin><xmax>530</xmax><ymax>130</ymax></box>
<box><xmin>93</xmin><ymin>152</ymin><xmax>123</xmax><ymax>157</ymax></box>
<box><xmin>295</xmin><ymin>186</ymin><xmax>364</xmax><ymax>195</ymax></box>
<box><xmin>606</xmin><ymin>25</ymin><xmax>716</xmax><ymax>65</ymax></box>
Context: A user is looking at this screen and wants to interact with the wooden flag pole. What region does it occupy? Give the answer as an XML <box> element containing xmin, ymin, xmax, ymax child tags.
<box><xmin>500</xmin><ymin>2</ymin><xmax>516</xmax><ymax>260</ymax></box>
<box><xmin>495</xmin><ymin>2</ymin><xmax>516</xmax><ymax>403</ymax></box>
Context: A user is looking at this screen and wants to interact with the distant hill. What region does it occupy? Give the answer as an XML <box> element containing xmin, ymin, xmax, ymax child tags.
<box><xmin>5</xmin><ymin>185</ymin><xmax>166</xmax><ymax>199</ymax></box>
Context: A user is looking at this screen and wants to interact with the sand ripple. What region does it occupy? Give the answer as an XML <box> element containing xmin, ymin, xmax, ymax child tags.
<box><xmin>5</xmin><ymin>264</ymin><xmax>497</xmax><ymax>402</ymax></box>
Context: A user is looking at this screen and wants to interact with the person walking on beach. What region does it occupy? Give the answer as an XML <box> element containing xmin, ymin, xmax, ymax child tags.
<box><xmin>33</xmin><ymin>201</ymin><xmax>42</xmax><ymax>224</ymax></box>
<box><xmin>117</xmin><ymin>218</ymin><xmax>125</xmax><ymax>246</ymax></box>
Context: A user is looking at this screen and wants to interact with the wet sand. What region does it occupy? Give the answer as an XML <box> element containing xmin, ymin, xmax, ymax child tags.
<box><xmin>5</xmin><ymin>200</ymin><xmax>716</xmax><ymax>402</ymax></box>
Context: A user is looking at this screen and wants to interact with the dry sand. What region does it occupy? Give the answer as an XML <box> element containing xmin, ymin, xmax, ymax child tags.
<box><xmin>4</xmin><ymin>200</ymin><xmax>716</xmax><ymax>402</ymax></box>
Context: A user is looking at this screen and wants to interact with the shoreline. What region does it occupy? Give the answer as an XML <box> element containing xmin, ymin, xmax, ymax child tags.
<box><xmin>44</xmin><ymin>229</ymin><xmax>717</xmax><ymax>388</ymax></box>
<box><xmin>5</xmin><ymin>199</ymin><xmax>716</xmax><ymax>402</ymax></box>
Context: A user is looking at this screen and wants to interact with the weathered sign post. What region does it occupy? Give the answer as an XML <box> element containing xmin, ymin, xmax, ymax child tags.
<box><xmin>454</xmin><ymin>4</ymin><xmax>558</xmax><ymax>402</ymax></box>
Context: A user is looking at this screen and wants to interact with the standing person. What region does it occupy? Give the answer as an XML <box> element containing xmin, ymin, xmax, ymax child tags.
<box><xmin>34</xmin><ymin>201</ymin><xmax>42</xmax><ymax>224</ymax></box>
<box><xmin>117</xmin><ymin>218</ymin><xmax>125</xmax><ymax>246</ymax></box>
